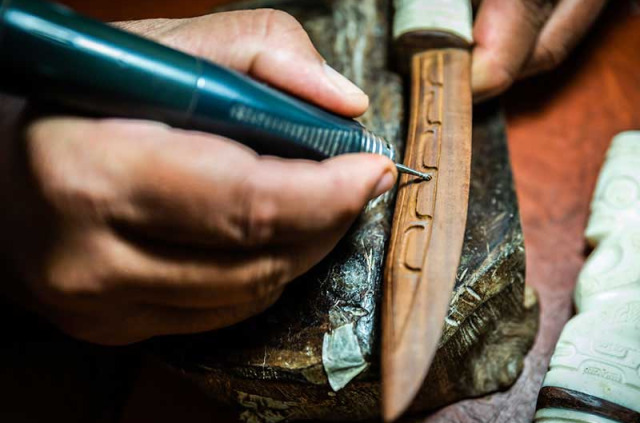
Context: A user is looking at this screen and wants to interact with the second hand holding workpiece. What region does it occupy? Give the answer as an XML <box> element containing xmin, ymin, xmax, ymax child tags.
<box><xmin>0</xmin><ymin>0</ymin><xmax>430</xmax><ymax>181</ymax></box>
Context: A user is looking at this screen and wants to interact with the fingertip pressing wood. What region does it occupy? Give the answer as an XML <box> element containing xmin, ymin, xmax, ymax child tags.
<box><xmin>382</xmin><ymin>48</ymin><xmax>472</xmax><ymax>421</ymax></box>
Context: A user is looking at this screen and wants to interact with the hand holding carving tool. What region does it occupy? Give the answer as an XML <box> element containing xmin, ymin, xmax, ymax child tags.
<box><xmin>382</xmin><ymin>0</ymin><xmax>473</xmax><ymax>420</ymax></box>
<box><xmin>0</xmin><ymin>0</ymin><xmax>430</xmax><ymax>180</ymax></box>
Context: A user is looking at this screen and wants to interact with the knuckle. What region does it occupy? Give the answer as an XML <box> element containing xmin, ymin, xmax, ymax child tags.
<box><xmin>24</xmin><ymin>121</ymin><xmax>112</xmax><ymax>218</ymax></box>
<box><xmin>520</xmin><ymin>0</ymin><xmax>554</xmax><ymax>25</ymax></box>
<box><xmin>33</xmin><ymin>239</ymin><xmax>115</xmax><ymax>306</ymax></box>
<box><xmin>512</xmin><ymin>0</ymin><xmax>555</xmax><ymax>45</ymax></box>
<box><xmin>47</xmin><ymin>180</ymin><xmax>108</xmax><ymax>219</ymax></box>
<box><xmin>34</xmin><ymin>272</ymin><xmax>65</xmax><ymax>305</ymax></box>
<box><xmin>255</xmin><ymin>8</ymin><xmax>303</xmax><ymax>40</ymax></box>
<box><xmin>237</xmin><ymin>174</ymin><xmax>279</xmax><ymax>247</ymax></box>
<box><xmin>536</xmin><ymin>41</ymin><xmax>569</xmax><ymax>70</ymax></box>
<box><xmin>37</xmin><ymin>261</ymin><xmax>103</xmax><ymax>305</ymax></box>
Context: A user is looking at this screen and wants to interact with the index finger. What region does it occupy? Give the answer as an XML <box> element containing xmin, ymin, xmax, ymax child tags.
<box><xmin>522</xmin><ymin>0</ymin><xmax>606</xmax><ymax>76</ymax></box>
<box><xmin>40</xmin><ymin>118</ymin><xmax>397</xmax><ymax>249</ymax></box>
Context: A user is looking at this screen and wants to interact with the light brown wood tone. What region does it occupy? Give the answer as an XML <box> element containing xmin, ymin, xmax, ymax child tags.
<box><xmin>382</xmin><ymin>48</ymin><xmax>472</xmax><ymax>422</ymax></box>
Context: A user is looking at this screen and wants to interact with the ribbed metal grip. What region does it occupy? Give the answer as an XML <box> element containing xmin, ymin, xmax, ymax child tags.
<box><xmin>227</xmin><ymin>103</ymin><xmax>397</xmax><ymax>161</ymax></box>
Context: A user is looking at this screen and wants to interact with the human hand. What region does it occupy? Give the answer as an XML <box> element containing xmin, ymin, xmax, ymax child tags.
<box><xmin>0</xmin><ymin>10</ymin><xmax>396</xmax><ymax>345</ymax></box>
<box><xmin>471</xmin><ymin>0</ymin><xmax>607</xmax><ymax>101</ymax></box>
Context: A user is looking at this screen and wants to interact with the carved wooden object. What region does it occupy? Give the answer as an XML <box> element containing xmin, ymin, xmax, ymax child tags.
<box><xmin>382</xmin><ymin>48</ymin><xmax>472</xmax><ymax>420</ymax></box>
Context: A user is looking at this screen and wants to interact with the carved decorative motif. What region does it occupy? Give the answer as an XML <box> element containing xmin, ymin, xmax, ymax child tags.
<box><xmin>390</xmin><ymin>51</ymin><xmax>443</xmax><ymax>342</ymax></box>
<box><xmin>536</xmin><ymin>132</ymin><xmax>640</xmax><ymax>422</ymax></box>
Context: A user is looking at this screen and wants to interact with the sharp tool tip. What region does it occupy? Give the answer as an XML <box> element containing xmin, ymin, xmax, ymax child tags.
<box><xmin>395</xmin><ymin>164</ymin><xmax>432</xmax><ymax>181</ymax></box>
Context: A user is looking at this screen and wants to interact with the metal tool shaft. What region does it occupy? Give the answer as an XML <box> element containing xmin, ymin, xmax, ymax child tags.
<box><xmin>396</xmin><ymin>164</ymin><xmax>432</xmax><ymax>180</ymax></box>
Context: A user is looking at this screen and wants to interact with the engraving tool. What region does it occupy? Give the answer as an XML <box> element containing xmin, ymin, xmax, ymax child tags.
<box><xmin>395</xmin><ymin>164</ymin><xmax>432</xmax><ymax>181</ymax></box>
<box><xmin>0</xmin><ymin>0</ymin><xmax>430</xmax><ymax>180</ymax></box>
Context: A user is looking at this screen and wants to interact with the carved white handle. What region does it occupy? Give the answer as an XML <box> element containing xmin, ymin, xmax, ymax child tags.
<box><xmin>393</xmin><ymin>0</ymin><xmax>473</xmax><ymax>42</ymax></box>
<box><xmin>535</xmin><ymin>131</ymin><xmax>640</xmax><ymax>423</ymax></box>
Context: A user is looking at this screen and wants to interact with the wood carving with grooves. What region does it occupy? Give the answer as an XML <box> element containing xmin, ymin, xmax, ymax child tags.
<box><xmin>383</xmin><ymin>48</ymin><xmax>471</xmax><ymax>417</ymax></box>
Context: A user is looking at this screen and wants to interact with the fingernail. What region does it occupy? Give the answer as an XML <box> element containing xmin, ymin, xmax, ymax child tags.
<box><xmin>471</xmin><ymin>58</ymin><xmax>490</xmax><ymax>100</ymax></box>
<box><xmin>323</xmin><ymin>62</ymin><xmax>366</xmax><ymax>97</ymax></box>
<box><xmin>372</xmin><ymin>170</ymin><xmax>396</xmax><ymax>198</ymax></box>
<box><xmin>471</xmin><ymin>55</ymin><xmax>510</xmax><ymax>103</ymax></box>
<box><xmin>471</xmin><ymin>73</ymin><xmax>500</xmax><ymax>104</ymax></box>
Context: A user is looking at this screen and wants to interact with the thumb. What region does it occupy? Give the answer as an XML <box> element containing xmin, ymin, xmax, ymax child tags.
<box><xmin>128</xmin><ymin>9</ymin><xmax>369</xmax><ymax>117</ymax></box>
<box><xmin>471</xmin><ymin>0</ymin><xmax>550</xmax><ymax>101</ymax></box>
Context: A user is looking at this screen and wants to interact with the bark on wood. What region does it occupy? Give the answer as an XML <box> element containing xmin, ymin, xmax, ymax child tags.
<box><xmin>148</xmin><ymin>0</ymin><xmax>539</xmax><ymax>421</ymax></box>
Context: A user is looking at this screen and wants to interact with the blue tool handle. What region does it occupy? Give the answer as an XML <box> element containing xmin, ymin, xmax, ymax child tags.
<box><xmin>0</xmin><ymin>0</ymin><xmax>396</xmax><ymax>161</ymax></box>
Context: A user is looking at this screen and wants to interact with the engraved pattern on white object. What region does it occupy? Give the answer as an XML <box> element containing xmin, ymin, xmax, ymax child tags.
<box><xmin>536</xmin><ymin>131</ymin><xmax>640</xmax><ymax>422</ymax></box>
<box><xmin>393</xmin><ymin>0</ymin><xmax>473</xmax><ymax>43</ymax></box>
<box><xmin>586</xmin><ymin>131</ymin><xmax>640</xmax><ymax>245</ymax></box>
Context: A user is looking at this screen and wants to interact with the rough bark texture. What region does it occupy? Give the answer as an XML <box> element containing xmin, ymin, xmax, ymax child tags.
<box><xmin>148</xmin><ymin>0</ymin><xmax>538</xmax><ymax>421</ymax></box>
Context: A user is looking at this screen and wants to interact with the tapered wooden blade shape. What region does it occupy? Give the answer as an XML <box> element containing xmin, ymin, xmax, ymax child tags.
<box><xmin>382</xmin><ymin>48</ymin><xmax>472</xmax><ymax>421</ymax></box>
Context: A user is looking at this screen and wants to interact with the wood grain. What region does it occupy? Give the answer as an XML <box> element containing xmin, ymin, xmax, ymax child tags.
<box><xmin>382</xmin><ymin>48</ymin><xmax>472</xmax><ymax>421</ymax></box>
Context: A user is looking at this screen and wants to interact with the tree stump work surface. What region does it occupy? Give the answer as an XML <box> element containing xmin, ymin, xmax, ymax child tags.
<box><xmin>148</xmin><ymin>0</ymin><xmax>538</xmax><ymax>421</ymax></box>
